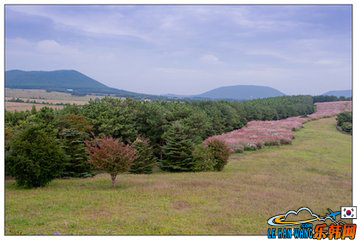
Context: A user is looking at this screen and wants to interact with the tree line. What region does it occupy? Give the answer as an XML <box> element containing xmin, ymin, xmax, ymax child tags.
<box><xmin>313</xmin><ymin>95</ymin><xmax>352</xmax><ymax>103</ymax></box>
<box><xmin>5</xmin><ymin>95</ymin><xmax>315</xmax><ymax>187</ymax></box>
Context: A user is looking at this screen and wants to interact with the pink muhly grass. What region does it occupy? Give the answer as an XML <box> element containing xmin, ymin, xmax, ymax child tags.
<box><xmin>204</xmin><ymin>101</ymin><xmax>352</xmax><ymax>152</ymax></box>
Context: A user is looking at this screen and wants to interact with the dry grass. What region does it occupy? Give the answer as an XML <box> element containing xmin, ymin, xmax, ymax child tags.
<box><xmin>5</xmin><ymin>102</ymin><xmax>64</xmax><ymax>112</ymax></box>
<box><xmin>5</xmin><ymin>88</ymin><xmax>102</xmax><ymax>101</ymax></box>
<box><xmin>5</xmin><ymin>88</ymin><xmax>109</xmax><ymax>112</ymax></box>
<box><xmin>5</xmin><ymin>97</ymin><xmax>88</xmax><ymax>105</ymax></box>
<box><xmin>5</xmin><ymin>117</ymin><xmax>352</xmax><ymax>235</ymax></box>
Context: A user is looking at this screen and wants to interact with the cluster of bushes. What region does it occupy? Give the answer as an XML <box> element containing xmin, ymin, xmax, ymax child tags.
<box><xmin>336</xmin><ymin>112</ymin><xmax>352</xmax><ymax>134</ymax></box>
<box><xmin>5</xmin><ymin>95</ymin><xmax>315</xmax><ymax>188</ymax></box>
<box><xmin>6</xmin><ymin>97</ymin><xmax>25</xmax><ymax>103</ymax></box>
<box><xmin>84</xmin><ymin>136</ymin><xmax>231</xmax><ymax>186</ymax></box>
<box><xmin>5</xmin><ymin>108</ymin><xmax>95</xmax><ymax>187</ymax></box>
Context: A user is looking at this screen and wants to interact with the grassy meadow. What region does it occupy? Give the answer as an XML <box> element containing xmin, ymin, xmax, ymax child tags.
<box><xmin>5</xmin><ymin>117</ymin><xmax>352</xmax><ymax>235</ymax></box>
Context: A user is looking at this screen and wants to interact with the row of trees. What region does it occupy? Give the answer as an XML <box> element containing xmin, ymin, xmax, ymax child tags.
<box><xmin>5</xmin><ymin>95</ymin><xmax>315</xmax><ymax>187</ymax></box>
<box><xmin>313</xmin><ymin>95</ymin><xmax>351</xmax><ymax>103</ymax></box>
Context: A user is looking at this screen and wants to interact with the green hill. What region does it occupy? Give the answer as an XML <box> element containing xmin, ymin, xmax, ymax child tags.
<box><xmin>194</xmin><ymin>85</ymin><xmax>285</xmax><ymax>100</ymax></box>
<box><xmin>5</xmin><ymin>70</ymin><xmax>147</xmax><ymax>97</ymax></box>
<box><xmin>322</xmin><ymin>90</ymin><xmax>352</xmax><ymax>98</ymax></box>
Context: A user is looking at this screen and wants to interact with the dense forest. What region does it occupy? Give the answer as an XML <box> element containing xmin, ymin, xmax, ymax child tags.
<box><xmin>5</xmin><ymin>95</ymin><xmax>315</xmax><ymax>187</ymax></box>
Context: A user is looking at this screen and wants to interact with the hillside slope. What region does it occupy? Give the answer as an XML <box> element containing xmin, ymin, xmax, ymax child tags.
<box><xmin>194</xmin><ymin>85</ymin><xmax>285</xmax><ymax>100</ymax></box>
<box><xmin>322</xmin><ymin>90</ymin><xmax>352</xmax><ymax>98</ymax></box>
<box><xmin>5</xmin><ymin>70</ymin><xmax>145</xmax><ymax>97</ymax></box>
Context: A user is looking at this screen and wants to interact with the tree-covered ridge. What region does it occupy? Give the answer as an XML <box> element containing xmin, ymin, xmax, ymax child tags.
<box><xmin>313</xmin><ymin>95</ymin><xmax>352</xmax><ymax>103</ymax></box>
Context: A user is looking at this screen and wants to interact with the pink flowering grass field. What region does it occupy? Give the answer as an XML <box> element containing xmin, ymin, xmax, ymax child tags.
<box><xmin>205</xmin><ymin>101</ymin><xmax>352</xmax><ymax>152</ymax></box>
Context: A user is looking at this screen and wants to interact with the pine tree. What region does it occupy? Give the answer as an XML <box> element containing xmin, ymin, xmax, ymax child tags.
<box><xmin>59</xmin><ymin>129</ymin><xmax>93</xmax><ymax>178</ymax></box>
<box><xmin>56</xmin><ymin>114</ymin><xmax>94</xmax><ymax>178</ymax></box>
<box><xmin>161</xmin><ymin>121</ymin><xmax>194</xmax><ymax>172</ymax></box>
<box><xmin>31</xmin><ymin>105</ymin><xmax>37</xmax><ymax>115</ymax></box>
<box><xmin>129</xmin><ymin>137</ymin><xmax>156</xmax><ymax>174</ymax></box>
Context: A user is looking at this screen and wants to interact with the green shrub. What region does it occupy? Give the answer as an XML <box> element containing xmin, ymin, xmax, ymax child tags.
<box><xmin>231</xmin><ymin>144</ymin><xmax>244</xmax><ymax>153</ymax></box>
<box><xmin>336</xmin><ymin>112</ymin><xmax>352</xmax><ymax>134</ymax></box>
<box><xmin>5</xmin><ymin>127</ymin><xmax>14</xmax><ymax>176</ymax></box>
<box><xmin>6</xmin><ymin>123</ymin><xmax>67</xmax><ymax>188</ymax></box>
<box><xmin>243</xmin><ymin>143</ymin><xmax>257</xmax><ymax>151</ymax></box>
<box><xmin>341</xmin><ymin>122</ymin><xmax>352</xmax><ymax>134</ymax></box>
<box><xmin>337</xmin><ymin>112</ymin><xmax>352</xmax><ymax>126</ymax></box>
<box><xmin>192</xmin><ymin>144</ymin><xmax>215</xmax><ymax>172</ymax></box>
<box><xmin>264</xmin><ymin>140</ymin><xmax>281</xmax><ymax>146</ymax></box>
<box><xmin>256</xmin><ymin>142</ymin><xmax>264</xmax><ymax>149</ymax></box>
<box><xmin>130</xmin><ymin>137</ymin><xmax>156</xmax><ymax>174</ymax></box>
<box><xmin>280</xmin><ymin>138</ymin><xmax>292</xmax><ymax>145</ymax></box>
<box><xmin>337</xmin><ymin>112</ymin><xmax>352</xmax><ymax>127</ymax></box>
<box><xmin>207</xmin><ymin>139</ymin><xmax>230</xmax><ymax>171</ymax></box>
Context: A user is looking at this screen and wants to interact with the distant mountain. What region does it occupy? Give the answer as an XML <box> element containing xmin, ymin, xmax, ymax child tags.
<box><xmin>161</xmin><ymin>93</ymin><xmax>190</xmax><ymax>99</ymax></box>
<box><xmin>5</xmin><ymin>70</ymin><xmax>288</xmax><ymax>101</ymax></box>
<box><xmin>193</xmin><ymin>85</ymin><xmax>285</xmax><ymax>100</ymax></box>
<box><xmin>5</xmin><ymin>69</ymin><xmax>149</xmax><ymax>98</ymax></box>
<box><xmin>322</xmin><ymin>90</ymin><xmax>352</xmax><ymax>98</ymax></box>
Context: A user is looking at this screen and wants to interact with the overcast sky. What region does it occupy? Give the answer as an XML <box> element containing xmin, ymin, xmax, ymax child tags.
<box><xmin>5</xmin><ymin>5</ymin><xmax>352</xmax><ymax>95</ymax></box>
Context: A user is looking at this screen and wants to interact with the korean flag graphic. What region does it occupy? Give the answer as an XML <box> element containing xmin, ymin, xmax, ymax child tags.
<box><xmin>341</xmin><ymin>207</ymin><xmax>357</xmax><ymax>219</ymax></box>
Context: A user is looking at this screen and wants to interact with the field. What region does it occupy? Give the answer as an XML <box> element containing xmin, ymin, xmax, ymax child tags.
<box><xmin>206</xmin><ymin>101</ymin><xmax>352</xmax><ymax>151</ymax></box>
<box><xmin>5</xmin><ymin>117</ymin><xmax>352</xmax><ymax>235</ymax></box>
<box><xmin>5</xmin><ymin>102</ymin><xmax>64</xmax><ymax>112</ymax></box>
<box><xmin>5</xmin><ymin>88</ymin><xmax>101</xmax><ymax>101</ymax></box>
<box><xmin>5</xmin><ymin>88</ymin><xmax>119</xmax><ymax>112</ymax></box>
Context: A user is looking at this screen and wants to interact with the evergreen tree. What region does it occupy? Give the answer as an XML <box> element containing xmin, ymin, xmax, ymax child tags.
<box><xmin>31</xmin><ymin>105</ymin><xmax>37</xmax><ymax>114</ymax></box>
<box><xmin>130</xmin><ymin>137</ymin><xmax>156</xmax><ymax>174</ymax></box>
<box><xmin>58</xmin><ymin>129</ymin><xmax>93</xmax><ymax>178</ymax></box>
<box><xmin>56</xmin><ymin>114</ymin><xmax>94</xmax><ymax>178</ymax></box>
<box><xmin>161</xmin><ymin>121</ymin><xmax>194</xmax><ymax>172</ymax></box>
<box><xmin>134</xmin><ymin>103</ymin><xmax>168</xmax><ymax>159</ymax></box>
